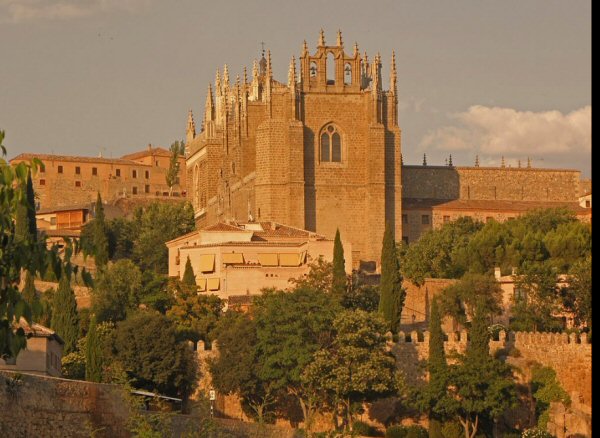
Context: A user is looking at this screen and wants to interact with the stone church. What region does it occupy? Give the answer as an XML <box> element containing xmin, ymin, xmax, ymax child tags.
<box><xmin>185</xmin><ymin>30</ymin><xmax>402</xmax><ymax>265</ymax></box>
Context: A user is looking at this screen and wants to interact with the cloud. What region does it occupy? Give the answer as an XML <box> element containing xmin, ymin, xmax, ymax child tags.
<box><xmin>420</xmin><ymin>105</ymin><xmax>591</xmax><ymax>164</ymax></box>
<box><xmin>0</xmin><ymin>0</ymin><xmax>146</xmax><ymax>23</ymax></box>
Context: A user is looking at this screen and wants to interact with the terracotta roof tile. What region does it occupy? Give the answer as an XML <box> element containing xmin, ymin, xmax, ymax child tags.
<box><xmin>121</xmin><ymin>147</ymin><xmax>172</xmax><ymax>160</ymax></box>
<box><xmin>203</xmin><ymin>222</ymin><xmax>246</xmax><ymax>232</ymax></box>
<box><xmin>11</xmin><ymin>153</ymin><xmax>144</xmax><ymax>166</ymax></box>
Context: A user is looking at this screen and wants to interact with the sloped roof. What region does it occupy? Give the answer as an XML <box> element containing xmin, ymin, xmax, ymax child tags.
<box><xmin>16</xmin><ymin>318</ymin><xmax>64</xmax><ymax>344</ymax></box>
<box><xmin>11</xmin><ymin>153</ymin><xmax>140</xmax><ymax>166</ymax></box>
<box><xmin>121</xmin><ymin>146</ymin><xmax>172</xmax><ymax>160</ymax></box>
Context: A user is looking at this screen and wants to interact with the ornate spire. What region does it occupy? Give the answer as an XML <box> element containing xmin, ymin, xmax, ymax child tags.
<box><xmin>336</xmin><ymin>29</ymin><xmax>343</xmax><ymax>47</ymax></box>
<box><xmin>318</xmin><ymin>28</ymin><xmax>325</xmax><ymax>46</ymax></box>
<box><xmin>223</xmin><ymin>64</ymin><xmax>230</xmax><ymax>89</ymax></box>
<box><xmin>186</xmin><ymin>109</ymin><xmax>195</xmax><ymax>144</ymax></box>
<box><xmin>390</xmin><ymin>50</ymin><xmax>397</xmax><ymax>94</ymax></box>
<box><xmin>252</xmin><ymin>59</ymin><xmax>259</xmax><ymax>81</ymax></box>
<box><xmin>302</xmin><ymin>40</ymin><xmax>309</xmax><ymax>57</ymax></box>
<box><xmin>288</xmin><ymin>56</ymin><xmax>296</xmax><ymax>88</ymax></box>
<box><xmin>353</xmin><ymin>41</ymin><xmax>359</xmax><ymax>57</ymax></box>
<box><xmin>215</xmin><ymin>69</ymin><xmax>221</xmax><ymax>95</ymax></box>
<box><xmin>243</xmin><ymin>66</ymin><xmax>248</xmax><ymax>85</ymax></box>
<box><xmin>204</xmin><ymin>84</ymin><xmax>214</xmax><ymax>125</ymax></box>
<box><xmin>423</xmin><ymin>153</ymin><xmax>427</xmax><ymax>166</ymax></box>
<box><xmin>448</xmin><ymin>154</ymin><xmax>453</xmax><ymax>167</ymax></box>
<box><xmin>266</xmin><ymin>50</ymin><xmax>272</xmax><ymax>78</ymax></box>
<box><xmin>475</xmin><ymin>155</ymin><xmax>480</xmax><ymax>167</ymax></box>
<box><xmin>501</xmin><ymin>156</ymin><xmax>505</xmax><ymax>167</ymax></box>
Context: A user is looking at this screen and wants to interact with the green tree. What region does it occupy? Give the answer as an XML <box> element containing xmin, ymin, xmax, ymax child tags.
<box><xmin>51</xmin><ymin>270</ymin><xmax>80</xmax><ymax>354</ymax></box>
<box><xmin>253</xmin><ymin>287</ymin><xmax>339</xmax><ymax>435</ymax></box>
<box><xmin>290</xmin><ymin>256</ymin><xmax>333</xmax><ymax>293</ymax></box>
<box><xmin>565</xmin><ymin>256</ymin><xmax>591</xmax><ymax>329</ymax></box>
<box><xmin>530</xmin><ymin>365</ymin><xmax>570</xmax><ymax>429</ymax></box>
<box><xmin>15</xmin><ymin>170</ymin><xmax>37</xmax><ymax>243</ymax></box>
<box><xmin>332</xmin><ymin>228</ymin><xmax>347</xmax><ymax>297</ymax></box>
<box><xmin>92</xmin><ymin>192</ymin><xmax>109</xmax><ymax>268</ymax></box>
<box><xmin>166</xmin><ymin>141</ymin><xmax>184</xmax><ymax>196</ymax></box>
<box><xmin>92</xmin><ymin>259</ymin><xmax>143</xmax><ymax>323</ymax></box>
<box><xmin>379</xmin><ymin>224</ymin><xmax>405</xmax><ymax>333</ymax></box>
<box><xmin>111</xmin><ymin>311</ymin><xmax>197</xmax><ymax>399</ymax></box>
<box><xmin>85</xmin><ymin>314</ymin><xmax>103</xmax><ymax>382</ymax></box>
<box><xmin>182</xmin><ymin>256</ymin><xmax>196</xmax><ymax>286</ymax></box>
<box><xmin>302</xmin><ymin>309</ymin><xmax>398</xmax><ymax>432</ymax></box>
<box><xmin>166</xmin><ymin>280</ymin><xmax>223</xmax><ymax>344</ymax></box>
<box><xmin>20</xmin><ymin>271</ymin><xmax>42</xmax><ymax>322</ymax></box>
<box><xmin>209</xmin><ymin>311</ymin><xmax>277</xmax><ymax>423</ymax></box>
<box><xmin>437</xmin><ymin>273</ymin><xmax>503</xmax><ymax>327</ymax></box>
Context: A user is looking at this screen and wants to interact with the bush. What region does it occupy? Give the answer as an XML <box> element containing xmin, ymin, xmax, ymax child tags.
<box><xmin>385</xmin><ymin>425</ymin><xmax>406</xmax><ymax>438</ymax></box>
<box><xmin>521</xmin><ymin>428</ymin><xmax>554</xmax><ymax>438</ymax></box>
<box><xmin>353</xmin><ymin>420</ymin><xmax>380</xmax><ymax>437</ymax></box>
<box><xmin>405</xmin><ymin>425</ymin><xmax>428</xmax><ymax>438</ymax></box>
<box><xmin>440</xmin><ymin>421</ymin><xmax>462</xmax><ymax>438</ymax></box>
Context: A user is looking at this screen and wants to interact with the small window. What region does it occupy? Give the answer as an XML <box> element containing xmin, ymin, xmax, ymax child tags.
<box><xmin>58</xmin><ymin>165</ymin><xmax>63</xmax><ymax>174</ymax></box>
<box><xmin>402</xmin><ymin>214</ymin><xmax>408</xmax><ymax>224</ymax></box>
<box><xmin>75</xmin><ymin>166</ymin><xmax>81</xmax><ymax>175</ymax></box>
<box><xmin>75</xmin><ymin>181</ymin><xmax>81</xmax><ymax>187</ymax></box>
<box><xmin>310</xmin><ymin>61</ymin><xmax>317</xmax><ymax>78</ymax></box>
<box><xmin>585</xmin><ymin>200</ymin><xmax>591</xmax><ymax>208</ymax></box>
<box><xmin>145</xmin><ymin>185</ymin><xmax>150</xmax><ymax>193</ymax></box>
<box><xmin>145</xmin><ymin>170</ymin><xmax>149</xmax><ymax>179</ymax></box>
<box><xmin>132</xmin><ymin>170</ymin><xmax>137</xmax><ymax>178</ymax></box>
<box><xmin>421</xmin><ymin>215</ymin><xmax>430</xmax><ymax>225</ymax></box>
<box><xmin>39</xmin><ymin>179</ymin><xmax>46</xmax><ymax>186</ymax></box>
<box><xmin>132</xmin><ymin>186</ymin><xmax>138</xmax><ymax>195</ymax></box>
<box><xmin>50</xmin><ymin>217</ymin><xmax>56</xmax><ymax>225</ymax></box>
<box><xmin>116</xmin><ymin>168</ymin><xmax>121</xmax><ymax>177</ymax></box>
<box><xmin>155</xmin><ymin>160</ymin><xmax>159</xmax><ymax>167</ymax></box>
<box><xmin>92</xmin><ymin>167</ymin><xmax>97</xmax><ymax>176</ymax></box>
<box><xmin>443</xmin><ymin>215</ymin><xmax>450</xmax><ymax>223</ymax></box>
<box><xmin>344</xmin><ymin>63</ymin><xmax>352</xmax><ymax>85</ymax></box>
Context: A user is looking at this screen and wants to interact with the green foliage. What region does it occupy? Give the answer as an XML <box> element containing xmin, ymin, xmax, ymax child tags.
<box><xmin>20</xmin><ymin>271</ymin><xmax>42</xmax><ymax>322</ymax></box>
<box><xmin>92</xmin><ymin>259</ymin><xmax>143</xmax><ymax>323</ymax></box>
<box><xmin>85</xmin><ymin>314</ymin><xmax>103</xmax><ymax>382</ymax></box>
<box><xmin>521</xmin><ymin>428</ymin><xmax>553</xmax><ymax>438</ymax></box>
<box><xmin>182</xmin><ymin>256</ymin><xmax>196</xmax><ymax>287</ymax></box>
<box><xmin>352</xmin><ymin>420</ymin><xmax>381</xmax><ymax>436</ymax></box>
<box><xmin>61</xmin><ymin>349</ymin><xmax>86</xmax><ymax>379</ymax></box>
<box><xmin>51</xmin><ymin>270</ymin><xmax>80</xmax><ymax>354</ymax></box>
<box><xmin>303</xmin><ymin>309</ymin><xmax>398</xmax><ymax>430</ymax></box>
<box><xmin>401</xmin><ymin>217</ymin><xmax>483</xmax><ymax>284</ymax></box>
<box><xmin>530</xmin><ymin>365</ymin><xmax>570</xmax><ymax>429</ymax></box>
<box><xmin>565</xmin><ymin>256</ymin><xmax>591</xmax><ymax>329</ymax></box>
<box><xmin>139</xmin><ymin>270</ymin><xmax>172</xmax><ymax>313</ymax></box>
<box><xmin>107</xmin><ymin>217</ymin><xmax>137</xmax><ymax>260</ymax></box>
<box><xmin>332</xmin><ymin>228</ymin><xmax>347</xmax><ymax>297</ymax></box>
<box><xmin>437</xmin><ymin>273</ymin><xmax>502</xmax><ymax>326</ymax></box>
<box><xmin>440</xmin><ymin>421</ymin><xmax>462</xmax><ymax>438</ymax></box>
<box><xmin>379</xmin><ymin>224</ymin><xmax>405</xmax><ymax>333</ymax></box>
<box><xmin>15</xmin><ymin>171</ymin><xmax>37</xmax><ymax>243</ymax></box>
<box><xmin>166</xmin><ymin>280</ymin><xmax>223</xmax><ymax>344</ymax></box>
<box><xmin>291</xmin><ymin>256</ymin><xmax>334</xmax><ymax>293</ymax></box>
<box><xmin>166</xmin><ymin>141</ymin><xmax>184</xmax><ymax>194</ymax></box>
<box><xmin>404</xmin><ymin>425</ymin><xmax>428</xmax><ymax>438</ymax></box>
<box><xmin>342</xmin><ymin>282</ymin><xmax>380</xmax><ymax>312</ymax></box>
<box><xmin>111</xmin><ymin>311</ymin><xmax>197</xmax><ymax>398</ymax></box>
<box><xmin>385</xmin><ymin>425</ymin><xmax>407</xmax><ymax>438</ymax></box>
<box><xmin>93</xmin><ymin>193</ymin><xmax>109</xmax><ymax>268</ymax></box>
<box><xmin>427</xmin><ymin>419</ymin><xmax>444</xmax><ymax>438</ymax></box>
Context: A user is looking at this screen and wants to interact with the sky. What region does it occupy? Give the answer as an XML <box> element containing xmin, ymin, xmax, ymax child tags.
<box><xmin>0</xmin><ymin>0</ymin><xmax>591</xmax><ymax>177</ymax></box>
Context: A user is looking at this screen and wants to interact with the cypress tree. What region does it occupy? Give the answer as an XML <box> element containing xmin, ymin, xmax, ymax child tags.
<box><xmin>428</xmin><ymin>298</ymin><xmax>447</xmax><ymax>377</ymax></box>
<box><xmin>182</xmin><ymin>255</ymin><xmax>196</xmax><ymax>286</ymax></box>
<box><xmin>21</xmin><ymin>271</ymin><xmax>41</xmax><ymax>321</ymax></box>
<box><xmin>85</xmin><ymin>314</ymin><xmax>103</xmax><ymax>382</ymax></box>
<box><xmin>378</xmin><ymin>223</ymin><xmax>405</xmax><ymax>332</ymax></box>
<box><xmin>51</xmin><ymin>270</ymin><xmax>79</xmax><ymax>354</ymax></box>
<box><xmin>25</xmin><ymin>171</ymin><xmax>37</xmax><ymax>240</ymax></box>
<box><xmin>92</xmin><ymin>193</ymin><xmax>109</xmax><ymax>268</ymax></box>
<box><xmin>15</xmin><ymin>171</ymin><xmax>37</xmax><ymax>242</ymax></box>
<box><xmin>467</xmin><ymin>300</ymin><xmax>490</xmax><ymax>361</ymax></box>
<box><xmin>332</xmin><ymin>228</ymin><xmax>346</xmax><ymax>296</ymax></box>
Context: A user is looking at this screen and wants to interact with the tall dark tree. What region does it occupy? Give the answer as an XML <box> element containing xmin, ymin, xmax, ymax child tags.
<box><xmin>51</xmin><ymin>270</ymin><xmax>79</xmax><ymax>354</ymax></box>
<box><xmin>378</xmin><ymin>223</ymin><xmax>404</xmax><ymax>332</ymax></box>
<box><xmin>467</xmin><ymin>300</ymin><xmax>490</xmax><ymax>361</ymax></box>
<box><xmin>85</xmin><ymin>314</ymin><xmax>103</xmax><ymax>382</ymax></box>
<box><xmin>21</xmin><ymin>271</ymin><xmax>41</xmax><ymax>322</ymax></box>
<box><xmin>166</xmin><ymin>141</ymin><xmax>184</xmax><ymax>196</ymax></box>
<box><xmin>182</xmin><ymin>256</ymin><xmax>196</xmax><ymax>286</ymax></box>
<box><xmin>15</xmin><ymin>171</ymin><xmax>37</xmax><ymax>243</ymax></box>
<box><xmin>92</xmin><ymin>192</ymin><xmax>109</xmax><ymax>268</ymax></box>
<box><xmin>332</xmin><ymin>228</ymin><xmax>346</xmax><ymax>297</ymax></box>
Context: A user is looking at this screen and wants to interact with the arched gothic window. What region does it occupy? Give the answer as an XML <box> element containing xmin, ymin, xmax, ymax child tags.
<box><xmin>326</xmin><ymin>53</ymin><xmax>336</xmax><ymax>84</ymax></box>
<box><xmin>344</xmin><ymin>63</ymin><xmax>352</xmax><ymax>85</ymax></box>
<box><xmin>320</xmin><ymin>124</ymin><xmax>342</xmax><ymax>163</ymax></box>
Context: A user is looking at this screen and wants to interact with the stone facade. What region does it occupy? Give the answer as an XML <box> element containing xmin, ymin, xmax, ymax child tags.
<box><xmin>10</xmin><ymin>145</ymin><xmax>186</xmax><ymax>210</ymax></box>
<box><xmin>186</xmin><ymin>31</ymin><xmax>402</xmax><ymax>265</ymax></box>
<box><xmin>401</xmin><ymin>165</ymin><xmax>589</xmax><ymax>243</ymax></box>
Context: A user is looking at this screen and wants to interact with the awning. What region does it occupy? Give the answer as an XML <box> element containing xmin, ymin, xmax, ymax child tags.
<box><xmin>207</xmin><ymin>278</ymin><xmax>220</xmax><ymax>291</ymax></box>
<box><xmin>222</xmin><ymin>253</ymin><xmax>244</xmax><ymax>264</ymax></box>
<box><xmin>258</xmin><ymin>253</ymin><xmax>278</xmax><ymax>266</ymax></box>
<box><xmin>199</xmin><ymin>254</ymin><xmax>215</xmax><ymax>273</ymax></box>
<box><xmin>280</xmin><ymin>253</ymin><xmax>301</xmax><ymax>267</ymax></box>
<box><xmin>197</xmin><ymin>278</ymin><xmax>207</xmax><ymax>292</ymax></box>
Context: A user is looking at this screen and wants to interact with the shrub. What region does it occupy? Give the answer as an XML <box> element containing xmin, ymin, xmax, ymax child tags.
<box><xmin>385</xmin><ymin>425</ymin><xmax>406</xmax><ymax>438</ymax></box>
<box><xmin>353</xmin><ymin>420</ymin><xmax>380</xmax><ymax>437</ymax></box>
<box><xmin>521</xmin><ymin>428</ymin><xmax>554</xmax><ymax>438</ymax></box>
<box><xmin>405</xmin><ymin>425</ymin><xmax>428</xmax><ymax>438</ymax></box>
<box><xmin>441</xmin><ymin>421</ymin><xmax>462</xmax><ymax>438</ymax></box>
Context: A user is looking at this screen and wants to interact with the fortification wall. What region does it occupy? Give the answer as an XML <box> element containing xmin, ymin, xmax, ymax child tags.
<box><xmin>0</xmin><ymin>371</ymin><xmax>129</xmax><ymax>437</ymax></box>
<box><xmin>402</xmin><ymin>166</ymin><xmax>580</xmax><ymax>202</ymax></box>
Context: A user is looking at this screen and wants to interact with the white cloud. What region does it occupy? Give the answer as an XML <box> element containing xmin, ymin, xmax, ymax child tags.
<box><xmin>420</xmin><ymin>105</ymin><xmax>591</xmax><ymax>163</ymax></box>
<box><xmin>0</xmin><ymin>0</ymin><xmax>146</xmax><ymax>23</ymax></box>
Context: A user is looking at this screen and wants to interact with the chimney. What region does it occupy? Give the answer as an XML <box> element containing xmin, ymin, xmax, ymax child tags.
<box><xmin>494</xmin><ymin>267</ymin><xmax>501</xmax><ymax>279</ymax></box>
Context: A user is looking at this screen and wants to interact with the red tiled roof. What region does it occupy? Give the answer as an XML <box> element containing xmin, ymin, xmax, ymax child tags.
<box><xmin>16</xmin><ymin>318</ymin><xmax>64</xmax><ymax>344</ymax></box>
<box><xmin>11</xmin><ymin>153</ymin><xmax>144</xmax><ymax>166</ymax></box>
<box><xmin>179</xmin><ymin>241</ymin><xmax>306</xmax><ymax>250</ymax></box>
<box><xmin>203</xmin><ymin>222</ymin><xmax>246</xmax><ymax>232</ymax></box>
<box><xmin>403</xmin><ymin>198</ymin><xmax>586</xmax><ymax>213</ymax></box>
<box><xmin>121</xmin><ymin>147</ymin><xmax>172</xmax><ymax>160</ymax></box>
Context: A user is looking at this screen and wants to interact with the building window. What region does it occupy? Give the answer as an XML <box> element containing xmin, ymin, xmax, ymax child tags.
<box><xmin>402</xmin><ymin>214</ymin><xmax>408</xmax><ymax>224</ymax></box>
<box><xmin>116</xmin><ymin>168</ymin><xmax>121</xmax><ymax>177</ymax></box>
<box><xmin>75</xmin><ymin>166</ymin><xmax>81</xmax><ymax>175</ymax></box>
<box><xmin>443</xmin><ymin>215</ymin><xmax>450</xmax><ymax>223</ymax></box>
<box><xmin>50</xmin><ymin>217</ymin><xmax>56</xmax><ymax>225</ymax></box>
<box><xmin>145</xmin><ymin>170</ymin><xmax>149</xmax><ymax>179</ymax></box>
<box><xmin>320</xmin><ymin>124</ymin><xmax>342</xmax><ymax>163</ymax></box>
<box><xmin>92</xmin><ymin>167</ymin><xmax>97</xmax><ymax>176</ymax></box>
<box><xmin>39</xmin><ymin>179</ymin><xmax>46</xmax><ymax>186</ymax></box>
<box><xmin>310</xmin><ymin>61</ymin><xmax>317</xmax><ymax>78</ymax></box>
<box><xmin>155</xmin><ymin>160</ymin><xmax>159</xmax><ymax>167</ymax></box>
<box><xmin>145</xmin><ymin>185</ymin><xmax>150</xmax><ymax>193</ymax></box>
<box><xmin>344</xmin><ymin>62</ymin><xmax>352</xmax><ymax>85</ymax></box>
<box><xmin>132</xmin><ymin>186</ymin><xmax>138</xmax><ymax>195</ymax></box>
<box><xmin>585</xmin><ymin>200</ymin><xmax>591</xmax><ymax>208</ymax></box>
<box><xmin>421</xmin><ymin>215</ymin><xmax>430</xmax><ymax>225</ymax></box>
<box><xmin>58</xmin><ymin>165</ymin><xmax>63</xmax><ymax>174</ymax></box>
<box><xmin>132</xmin><ymin>170</ymin><xmax>137</xmax><ymax>178</ymax></box>
<box><xmin>75</xmin><ymin>181</ymin><xmax>81</xmax><ymax>187</ymax></box>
